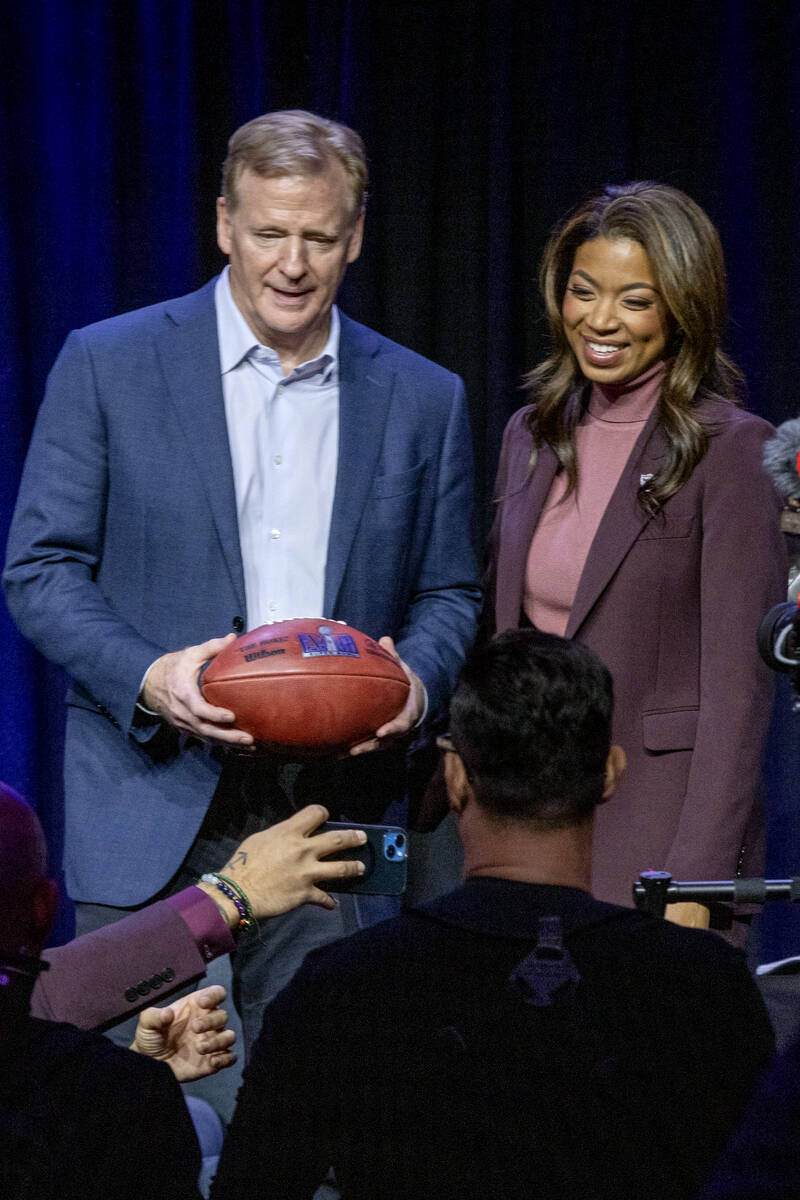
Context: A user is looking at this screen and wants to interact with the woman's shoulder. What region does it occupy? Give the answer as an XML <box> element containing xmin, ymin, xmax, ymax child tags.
<box><xmin>496</xmin><ymin>405</ymin><xmax>537</xmax><ymax>471</ymax></box>
<box><xmin>501</xmin><ymin>403</ymin><xmax>536</xmax><ymax>440</ymax></box>
<box><xmin>694</xmin><ymin>398</ymin><xmax>777</xmax><ymax>489</ymax></box>
<box><xmin>493</xmin><ymin>405</ymin><xmax>543</xmax><ymax>498</ymax></box>
<box><xmin>697</xmin><ymin>395</ymin><xmax>775</xmax><ymax>442</ymax></box>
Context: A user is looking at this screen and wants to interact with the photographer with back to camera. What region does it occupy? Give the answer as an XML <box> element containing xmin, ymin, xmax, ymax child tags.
<box><xmin>210</xmin><ymin>630</ymin><xmax>774</xmax><ymax>1200</ymax></box>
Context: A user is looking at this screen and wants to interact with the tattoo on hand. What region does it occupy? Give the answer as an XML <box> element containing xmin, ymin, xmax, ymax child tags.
<box><xmin>227</xmin><ymin>851</ymin><xmax>247</xmax><ymax>868</ymax></box>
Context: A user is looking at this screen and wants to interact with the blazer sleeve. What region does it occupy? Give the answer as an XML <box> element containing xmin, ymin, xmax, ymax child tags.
<box><xmin>3</xmin><ymin>329</ymin><xmax>166</xmax><ymax>732</ymax></box>
<box><xmin>31</xmin><ymin>891</ymin><xmax>233</xmax><ymax>1030</ymax></box>
<box><xmin>483</xmin><ymin>405</ymin><xmax>540</xmax><ymax>638</ymax></box>
<box><xmin>665</xmin><ymin>412</ymin><xmax>787</xmax><ymax>878</ymax></box>
<box><xmin>392</xmin><ymin>375</ymin><xmax>482</xmax><ymax>719</ymax></box>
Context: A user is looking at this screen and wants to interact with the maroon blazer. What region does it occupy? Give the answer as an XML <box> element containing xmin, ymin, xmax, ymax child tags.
<box><xmin>32</xmin><ymin>892</ymin><xmax>234</xmax><ymax>1030</ymax></box>
<box><xmin>489</xmin><ymin>396</ymin><xmax>786</xmax><ymax>907</ymax></box>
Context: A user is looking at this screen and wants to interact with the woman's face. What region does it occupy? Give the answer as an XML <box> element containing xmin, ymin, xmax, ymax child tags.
<box><xmin>561</xmin><ymin>237</ymin><xmax>671</xmax><ymax>385</ymax></box>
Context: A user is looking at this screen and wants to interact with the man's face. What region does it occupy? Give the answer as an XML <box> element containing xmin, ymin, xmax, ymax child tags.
<box><xmin>216</xmin><ymin>163</ymin><xmax>364</xmax><ymax>368</ymax></box>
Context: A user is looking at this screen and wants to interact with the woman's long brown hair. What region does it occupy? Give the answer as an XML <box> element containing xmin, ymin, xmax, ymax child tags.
<box><xmin>524</xmin><ymin>182</ymin><xmax>744</xmax><ymax>513</ymax></box>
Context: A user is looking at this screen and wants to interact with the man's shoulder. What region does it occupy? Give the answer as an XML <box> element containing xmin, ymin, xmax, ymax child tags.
<box><xmin>339</xmin><ymin>312</ymin><xmax>463</xmax><ymax>388</ymax></box>
<box><xmin>21</xmin><ymin>1018</ymin><xmax>192</xmax><ymax>1136</ymax></box>
<box><xmin>276</xmin><ymin>909</ymin><xmax>449</xmax><ymax>1003</ymax></box>
<box><xmin>289</xmin><ymin>882</ymin><xmax>752</xmax><ymax>997</ymax></box>
<box><xmin>69</xmin><ymin>278</ymin><xmax>217</xmax><ymax>347</ymax></box>
<box><xmin>584</xmin><ymin>904</ymin><xmax>750</xmax><ymax>972</ymax></box>
<box><xmin>302</xmin><ymin>909</ymin><xmax>428</xmax><ymax>969</ymax></box>
<box><xmin>24</xmin><ymin>1016</ymin><xmax>175</xmax><ymax>1088</ymax></box>
<box><xmin>9</xmin><ymin>1019</ymin><xmax>201</xmax><ymax>1197</ymax></box>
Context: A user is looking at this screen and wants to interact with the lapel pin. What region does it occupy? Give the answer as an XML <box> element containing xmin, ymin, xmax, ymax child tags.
<box><xmin>640</xmin><ymin>473</ymin><xmax>654</xmax><ymax>487</ymax></box>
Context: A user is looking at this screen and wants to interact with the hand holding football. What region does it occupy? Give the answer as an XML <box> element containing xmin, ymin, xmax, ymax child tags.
<box><xmin>200</xmin><ymin>619</ymin><xmax>411</xmax><ymax>754</ymax></box>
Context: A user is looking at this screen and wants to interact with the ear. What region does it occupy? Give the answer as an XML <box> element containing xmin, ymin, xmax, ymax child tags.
<box><xmin>216</xmin><ymin>196</ymin><xmax>232</xmax><ymax>256</ymax></box>
<box><xmin>30</xmin><ymin>877</ymin><xmax>58</xmax><ymax>942</ymax></box>
<box><xmin>18</xmin><ymin>877</ymin><xmax>59</xmax><ymax>955</ymax></box>
<box><xmin>444</xmin><ymin>750</ymin><xmax>473</xmax><ymax>815</ymax></box>
<box><xmin>600</xmin><ymin>744</ymin><xmax>627</xmax><ymax>804</ymax></box>
<box><xmin>346</xmin><ymin>207</ymin><xmax>365</xmax><ymax>264</ymax></box>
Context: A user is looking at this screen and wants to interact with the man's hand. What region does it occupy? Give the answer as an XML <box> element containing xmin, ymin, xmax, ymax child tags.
<box><xmin>664</xmin><ymin>901</ymin><xmax>711</xmax><ymax>929</ymax></box>
<box><xmin>349</xmin><ymin>636</ymin><xmax>426</xmax><ymax>755</ymax></box>
<box><xmin>141</xmin><ymin>633</ymin><xmax>254</xmax><ymax>746</ymax></box>
<box><xmin>130</xmin><ymin>985</ymin><xmax>236</xmax><ymax>1082</ymax></box>
<box><xmin>198</xmin><ymin>805</ymin><xmax>368</xmax><ymax>918</ymax></box>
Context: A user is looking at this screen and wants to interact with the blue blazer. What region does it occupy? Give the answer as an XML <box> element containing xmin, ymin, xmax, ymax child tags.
<box><xmin>4</xmin><ymin>280</ymin><xmax>480</xmax><ymax>904</ymax></box>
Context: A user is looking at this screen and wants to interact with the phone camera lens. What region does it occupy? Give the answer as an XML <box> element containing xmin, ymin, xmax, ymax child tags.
<box><xmin>386</xmin><ymin>844</ymin><xmax>396</xmax><ymax>858</ymax></box>
<box><xmin>395</xmin><ymin>833</ymin><xmax>405</xmax><ymax>847</ymax></box>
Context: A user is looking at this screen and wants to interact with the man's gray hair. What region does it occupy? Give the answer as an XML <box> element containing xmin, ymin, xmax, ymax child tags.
<box><xmin>221</xmin><ymin>110</ymin><xmax>367</xmax><ymax>219</ymax></box>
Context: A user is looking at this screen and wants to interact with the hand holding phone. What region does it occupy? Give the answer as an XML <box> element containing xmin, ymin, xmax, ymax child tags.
<box><xmin>319</xmin><ymin>822</ymin><xmax>408</xmax><ymax>895</ymax></box>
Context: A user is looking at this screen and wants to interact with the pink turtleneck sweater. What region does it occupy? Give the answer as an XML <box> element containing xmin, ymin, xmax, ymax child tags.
<box><xmin>523</xmin><ymin>361</ymin><xmax>665</xmax><ymax>635</ymax></box>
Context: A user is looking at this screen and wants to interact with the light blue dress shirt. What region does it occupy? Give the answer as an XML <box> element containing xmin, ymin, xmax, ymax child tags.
<box><xmin>215</xmin><ymin>266</ymin><xmax>340</xmax><ymax>628</ymax></box>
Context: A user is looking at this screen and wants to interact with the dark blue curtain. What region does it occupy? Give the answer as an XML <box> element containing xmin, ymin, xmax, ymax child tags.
<box><xmin>3</xmin><ymin>0</ymin><xmax>800</xmax><ymax>952</ymax></box>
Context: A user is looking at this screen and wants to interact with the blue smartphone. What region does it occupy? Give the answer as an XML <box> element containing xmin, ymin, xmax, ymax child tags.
<box><xmin>318</xmin><ymin>822</ymin><xmax>408</xmax><ymax>895</ymax></box>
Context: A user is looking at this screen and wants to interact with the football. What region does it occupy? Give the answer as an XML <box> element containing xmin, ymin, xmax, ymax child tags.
<box><xmin>200</xmin><ymin>618</ymin><xmax>411</xmax><ymax>753</ymax></box>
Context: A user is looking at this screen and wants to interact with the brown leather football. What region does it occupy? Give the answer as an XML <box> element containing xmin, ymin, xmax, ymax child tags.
<box><xmin>200</xmin><ymin>618</ymin><xmax>411</xmax><ymax>753</ymax></box>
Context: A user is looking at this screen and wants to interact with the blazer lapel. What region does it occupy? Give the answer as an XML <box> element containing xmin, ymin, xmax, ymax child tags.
<box><xmin>154</xmin><ymin>282</ymin><xmax>246</xmax><ymax>613</ymax></box>
<box><xmin>324</xmin><ymin>315</ymin><xmax>394</xmax><ymax>615</ymax></box>
<box><xmin>565</xmin><ymin>406</ymin><xmax>666</xmax><ymax>639</ymax></box>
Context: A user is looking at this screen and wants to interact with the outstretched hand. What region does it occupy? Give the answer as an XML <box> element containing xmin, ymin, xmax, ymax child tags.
<box><xmin>130</xmin><ymin>985</ymin><xmax>237</xmax><ymax>1082</ymax></box>
<box><xmin>349</xmin><ymin>636</ymin><xmax>426</xmax><ymax>755</ymax></box>
<box><xmin>200</xmin><ymin>805</ymin><xmax>369</xmax><ymax>918</ymax></box>
<box><xmin>141</xmin><ymin>633</ymin><xmax>254</xmax><ymax>746</ymax></box>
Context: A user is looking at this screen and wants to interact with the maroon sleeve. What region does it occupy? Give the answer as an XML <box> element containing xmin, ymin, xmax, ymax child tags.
<box><xmin>164</xmin><ymin>886</ymin><xmax>236</xmax><ymax>959</ymax></box>
<box><xmin>666</xmin><ymin>412</ymin><xmax>787</xmax><ymax>878</ymax></box>
<box><xmin>484</xmin><ymin>406</ymin><xmax>528</xmax><ymax>634</ymax></box>
<box><xmin>32</xmin><ymin>888</ymin><xmax>235</xmax><ymax>1030</ymax></box>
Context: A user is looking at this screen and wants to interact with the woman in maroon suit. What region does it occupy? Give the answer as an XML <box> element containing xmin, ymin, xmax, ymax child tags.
<box><xmin>488</xmin><ymin>182</ymin><xmax>785</xmax><ymax>929</ymax></box>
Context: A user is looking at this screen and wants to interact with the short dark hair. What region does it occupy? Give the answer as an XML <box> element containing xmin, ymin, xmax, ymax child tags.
<box><xmin>449</xmin><ymin>631</ymin><xmax>613</xmax><ymax>828</ymax></box>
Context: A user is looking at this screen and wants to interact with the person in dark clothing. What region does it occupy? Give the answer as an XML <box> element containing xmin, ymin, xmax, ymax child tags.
<box><xmin>700</xmin><ymin>1030</ymin><xmax>800</xmax><ymax>1199</ymax></box>
<box><xmin>0</xmin><ymin>782</ymin><xmax>202</xmax><ymax>1200</ymax></box>
<box><xmin>211</xmin><ymin>630</ymin><xmax>774</xmax><ymax>1200</ymax></box>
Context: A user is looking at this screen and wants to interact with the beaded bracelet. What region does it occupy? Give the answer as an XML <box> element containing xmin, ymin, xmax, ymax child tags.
<box><xmin>216</xmin><ymin>872</ymin><xmax>255</xmax><ymax>924</ymax></box>
<box><xmin>200</xmin><ymin>873</ymin><xmax>255</xmax><ymax>934</ymax></box>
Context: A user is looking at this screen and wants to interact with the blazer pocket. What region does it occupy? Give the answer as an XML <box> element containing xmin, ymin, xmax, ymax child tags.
<box><xmin>642</xmin><ymin>707</ymin><xmax>699</xmax><ymax>752</ymax></box>
<box><xmin>371</xmin><ymin>459</ymin><xmax>428</xmax><ymax>499</ymax></box>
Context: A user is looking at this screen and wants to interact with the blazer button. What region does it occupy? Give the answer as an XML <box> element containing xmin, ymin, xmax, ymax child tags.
<box><xmin>136</xmin><ymin>980</ymin><xmax>150</xmax><ymax>997</ymax></box>
<box><xmin>163</xmin><ymin>967</ymin><xmax>175</xmax><ymax>982</ymax></box>
<box><xmin>232</xmin><ymin>616</ymin><xmax>244</xmax><ymax>633</ymax></box>
<box><xmin>125</xmin><ymin>987</ymin><xmax>138</xmax><ymax>1004</ymax></box>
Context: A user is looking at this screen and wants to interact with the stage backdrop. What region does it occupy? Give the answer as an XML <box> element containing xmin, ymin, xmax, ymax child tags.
<box><xmin>3</xmin><ymin>0</ymin><xmax>800</xmax><ymax>953</ymax></box>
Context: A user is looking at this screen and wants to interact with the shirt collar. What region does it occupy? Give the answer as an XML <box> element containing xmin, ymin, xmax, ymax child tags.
<box><xmin>414</xmin><ymin>876</ymin><xmax>623</xmax><ymax>939</ymax></box>
<box><xmin>214</xmin><ymin>265</ymin><xmax>340</xmax><ymax>383</ymax></box>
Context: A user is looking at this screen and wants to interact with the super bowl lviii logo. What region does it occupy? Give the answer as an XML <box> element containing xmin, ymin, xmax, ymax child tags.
<box><xmin>298</xmin><ymin>624</ymin><xmax>360</xmax><ymax>658</ymax></box>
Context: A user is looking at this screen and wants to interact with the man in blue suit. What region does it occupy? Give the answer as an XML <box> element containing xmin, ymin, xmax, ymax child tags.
<box><xmin>3</xmin><ymin>110</ymin><xmax>480</xmax><ymax>1048</ymax></box>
